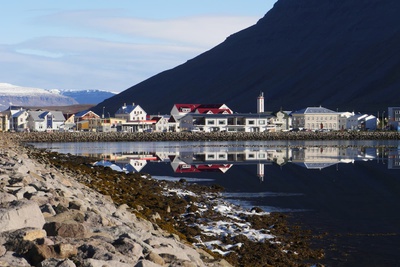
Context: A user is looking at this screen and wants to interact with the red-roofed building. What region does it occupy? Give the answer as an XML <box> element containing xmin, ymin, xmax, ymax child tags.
<box><xmin>170</xmin><ymin>103</ymin><xmax>233</xmax><ymax>132</ymax></box>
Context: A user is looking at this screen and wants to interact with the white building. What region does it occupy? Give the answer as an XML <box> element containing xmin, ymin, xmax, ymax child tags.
<box><xmin>115</xmin><ymin>103</ymin><xmax>147</xmax><ymax>122</ymax></box>
<box><xmin>27</xmin><ymin>110</ymin><xmax>65</xmax><ymax>132</ymax></box>
<box><xmin>291</xmin><ymin>106</ymin><xmax>340</xmax><ymax>131</ymax></box>
<box><xmin>346</xmin><ymin>114</ymin><xmax>377</xmax><ymax>131</ymax></box>
<box><xmin>388</xmin><ymin>107</ymin><xmax>400</xmax><ymax>131</ymax></box>
<box><xmin>179</xmin><ymin>113</ymin><xmax>274</xmax><ymax>132</ymax></box>
<box><xmin>10</xmin><ymin>108</ymin><xmax>29</xmax><ymax>132</ymax></box>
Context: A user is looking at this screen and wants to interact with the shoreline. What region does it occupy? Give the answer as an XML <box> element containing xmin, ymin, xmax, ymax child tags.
<box><xmin>12</xmin><ymin>130</ymin><xmax>400</xmax><ymax>143</ymax></box>
<box><xmin>1</xmin><ymin>132</ymin><xmax>327</xmax><ymax>266</ymax></box>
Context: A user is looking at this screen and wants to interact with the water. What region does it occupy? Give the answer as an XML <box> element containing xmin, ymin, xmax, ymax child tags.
<box><xmin>32</xmin><ymin>140</ymin><xmax>400</xmax><ymax>266</ymax></box>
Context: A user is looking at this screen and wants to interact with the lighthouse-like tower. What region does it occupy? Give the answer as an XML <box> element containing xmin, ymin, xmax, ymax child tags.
<box><xmin>257</xmin><ymin>92</ymin><xmax>264</xmax><ymax>113</ymax></box>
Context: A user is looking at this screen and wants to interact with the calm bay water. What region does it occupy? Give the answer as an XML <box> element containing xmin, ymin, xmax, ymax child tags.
<box><xmin>32</xmin><ymin>140</ymin><xmax>400</xmax><ymax>266</ymax></box>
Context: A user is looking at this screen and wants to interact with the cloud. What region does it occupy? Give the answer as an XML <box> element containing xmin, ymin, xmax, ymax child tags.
<box><xmin>0</xmin><ymin>36</ymin><xmax>203</xmax><ymax>91</ymax></box>
<box><xmin>0</xmin><ymin>9</ymin><xmax>260</xmax><ymax>91</ymax></box>
<box><xmin>37</xmin><ymin>9</ymin><xmax>258</xmax><ymax>48</ymax></box>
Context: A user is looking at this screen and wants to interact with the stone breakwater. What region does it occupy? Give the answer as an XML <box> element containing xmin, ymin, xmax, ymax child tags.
<box><xmin>0</xmin><ymin>134</ymin><xmax>232</xmax><ymax>267</ymax></box>
<box><xmin>13</xmin><ymin>131</ymin><xmax>400</xmax><ymax>143</ymax></box>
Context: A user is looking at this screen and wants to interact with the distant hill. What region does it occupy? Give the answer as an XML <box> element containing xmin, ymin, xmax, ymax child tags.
<box><xmin>60</xmin><ymin>90</ymin><xmax>116</xmax><ymax>104</ymax></box>
<box><xmin>92</xmin><ymin>0</ymin><xmax>400</xmax><ymax>116</ymax></box>
<box><xmin>0</xmin><ymin>83</ymin><xmax>77</xmax><ymax>110</ymax></box>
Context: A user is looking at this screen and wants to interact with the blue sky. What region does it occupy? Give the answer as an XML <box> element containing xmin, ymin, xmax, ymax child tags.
<box><xmin>0</xmin><ymin>1</ymin><xmax>276</xmax><ymax>92</ymax></box>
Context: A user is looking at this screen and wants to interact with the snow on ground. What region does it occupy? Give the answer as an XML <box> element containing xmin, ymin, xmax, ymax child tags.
<box><xmin>0</xmin><ymin>83</ymin><xmax>59</xmax><ymax>95</ymax></box>
<box><xmin>163</xmin><ymin>186</ymin><xmax>275</xmax><ymax>256</ymax></box>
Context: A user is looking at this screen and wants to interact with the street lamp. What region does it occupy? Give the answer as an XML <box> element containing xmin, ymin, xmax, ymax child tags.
<box><xmin>382</xmin><ymin>111</ymin><xmax>385</xmax><ymax>130</ymax></box>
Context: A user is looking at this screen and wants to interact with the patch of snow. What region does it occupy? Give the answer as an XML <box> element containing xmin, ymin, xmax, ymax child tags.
<box><xmin>0</xmin><ymin>83</ymin><xmax>57</xmax><ymax>95</ymax></box>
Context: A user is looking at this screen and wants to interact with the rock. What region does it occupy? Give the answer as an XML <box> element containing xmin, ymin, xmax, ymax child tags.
<box><xmin>83</xmin><ymin>258</ymin><xmax>133</xmax><ymax>267</ymax></box>
<box><xmin>112</xmin><ymin>236</ymin><xmax>143</xmax><ymax>262</ymax></box>
<box><xmin>40</xmin><ymin>258</ymin><xmax>77</xmax><ymax>267</ymax></box>
<box><xmin>43</xmin><ymin>221</ymin><xmax>87</xmax><ymax>238</ymax></box>
<box><xmin>0</xmin><ymin>200</ymin><xmax>45</xmax><ymax>233</ymax></box>
<box><xmin>0</xmin><ymin>251</ymin><xmax>31</xmax><ymax>266</ymax></box>
<box><xmin>0</xmin><ymin>192</ymin><xmax>17</xmax><ymax>204</ymax></box>
<box><xmin>146</xmin><ymin>251</ymin><xmax>165</xmax><ymax>266</ymax></box>
<box><xmin>41</xmin><ymin>203</ymin><xmax>57</xmax><ymax>217</ymax></box>
<box><xmin>17</xmin><ymin>228</ymin><xmax>47</xmax><ymax>241</ymax></box>
<box><xmin>56</xmin><ymin>243</ymin><xmax>78</xmax><ymax>258</ymax></box>
<box><xmin>0</xmin><ymin>245</ymin><xmax>5</xmax><ymax>257</ymax></box>
<box><xmin>15</xmin><ymin>185</ymin><xmax>37</xmax><ymax>200</ymax></box>
<box><xmin>134</xmin><ymin>260</ymin><xmax>163</xmax><ymax>267</ymax></box>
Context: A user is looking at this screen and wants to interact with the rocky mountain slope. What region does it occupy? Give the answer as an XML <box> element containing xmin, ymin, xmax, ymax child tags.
<box><xmin>92</xmin><ymin>0</ymin><xmax>400</xmax><ymax>116</ymax></box>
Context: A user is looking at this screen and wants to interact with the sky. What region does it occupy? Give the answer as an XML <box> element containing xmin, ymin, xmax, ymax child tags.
<box><xmin>0</xmin><ymin>1</ymin><xmax>276</xmax><ymax>93</ymax></box>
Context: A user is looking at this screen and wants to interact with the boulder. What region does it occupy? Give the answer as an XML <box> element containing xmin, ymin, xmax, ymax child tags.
<box><xmin>0</xmin><ymin>192</ymin><xmax>17</xmax><ymax>204</ymax></box>
<box><xmin>0</xmin><ymin>200</ymin><xmax>45</xmax><ymax>233</ymax></box>
<box><xmin>134</xmin><ymin>260</ymin><xmax>164</xmax><ymax>267</ymax></box>
<box><xmin>83</xmin><ymin>258</ymin><xmax>133</xmax><ymax>267</ymax></box>
<box><xmin>43</xmin><ymin>221</ymin><xmax>87</xmax><ymax>238</ymax></box>
<box><xmin>0</xmin><ymin>251</ymin><xmax>31</xmax><ymax>266</ymax></box>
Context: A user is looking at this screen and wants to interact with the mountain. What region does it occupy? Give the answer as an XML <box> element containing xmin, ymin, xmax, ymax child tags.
<box><xmin>92</xmin><ymin>0</ymin><xmax>400</xmax><ymax>116</ymax></box>
<box><xmin>60</xmin><ymin>90</ymin><xmax>116</xmax><ymax>104</ymax></box>
<box><xmin>0</xmin><ymin>83</ymin><xmax>78</xmax><ymax>110</ymax></box>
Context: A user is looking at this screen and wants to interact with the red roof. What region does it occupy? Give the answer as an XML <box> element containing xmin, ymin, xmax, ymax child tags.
<box><xmin>174</xmin><ymin>104</ymin><xmax>232</xmax><ymax>114</ymax></box>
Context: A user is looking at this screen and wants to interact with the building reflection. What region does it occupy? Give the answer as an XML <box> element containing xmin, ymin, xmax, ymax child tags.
<box><xmin>89</xmin><ymin>145</ymin><xmax>400</xmax><ymax>181</ymax></box>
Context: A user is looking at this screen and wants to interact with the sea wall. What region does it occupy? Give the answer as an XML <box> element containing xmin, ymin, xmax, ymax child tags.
<box><xmin>12</xmin><ymin>131</ymin><xmax>400</xmax><ymax>143</ymax></box>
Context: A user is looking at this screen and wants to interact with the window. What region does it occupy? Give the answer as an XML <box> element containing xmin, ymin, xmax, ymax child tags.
<box><xmin>207</xmin><ymin>154</ymin><xmax>215</xmax><ymax>159</ymax></box>
<box><xmin>207</xmin><ymin>120</ymin><xmax>215</xmax><ymax>125</ymax></box>
<box><xmin>218</xmin><ymin>120</ymin><xmax>225</xmax><ymax>125</ymax></box>
<box><xmin>248</xmin><ymin>154</ymin><xmax>255</xmax><ymax>159</ymax></box>
<box><xmin>259</xmin><ymin>120</ymin><xmax>265</xmax><ymax>125</ymax></box>
<box><xmin>248</xmin><ymin>120</ymin><xmax>255</xmax><ymax>125</ymax></box>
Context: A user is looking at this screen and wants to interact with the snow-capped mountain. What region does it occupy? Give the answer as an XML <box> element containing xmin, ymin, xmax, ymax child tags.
<box><xmin>0</xmin><ymin>83</ymin><xmax>116</xmax><ymax>110</ymax></box>
<box><xmin>60</xmin><ymin>90</ymin><xmax>116</xmax><ymax>104</ymax></box>
<box><xmin>0</xmin><ymin>83</ymin><xmax>78</xmax><ymax>110</ymax></box>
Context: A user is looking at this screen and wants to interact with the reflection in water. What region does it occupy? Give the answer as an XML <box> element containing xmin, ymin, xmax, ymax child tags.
<box><xmin>91</xmin><ymin>145</ymin><xmax>387</xmax><ymax>182</ymax></box>
<box><xmin>32</xmin><ymin>141</ymin><xmax>400</xmax><ymax>266</ymax></box>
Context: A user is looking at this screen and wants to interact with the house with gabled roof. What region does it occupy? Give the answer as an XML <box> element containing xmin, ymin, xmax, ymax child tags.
<box><xmin>114</xmin><ymin>103</ymin><xmax>156</xmax><ymax>132</ymax></box>
<box><xmin>27</xmin><ymin>110</ymin><xmax>65</xmax><ymax>132</ymax></box>
<box><xmin>10</xmin><ymin>109</ymin><xmax>29</xmax><ymax>132</ymax></box>
<box><xmin>74</xmin><ymin>110</ymin><xmax>100</xmax><ymax>131</ymax></box>
<box><xmin>115</xmin><ymin>103</ymin><xmax>146</xmax><ymax>122</ymax></box>
<box><xmin>170</xmin><ymin>103</ymin><xmax>232</xmax><ymax>118</ymax></box>
<box><xmin>291</xmin><ymin>106</ymin><xmax>340</xmax><ymax>131</ymax></box>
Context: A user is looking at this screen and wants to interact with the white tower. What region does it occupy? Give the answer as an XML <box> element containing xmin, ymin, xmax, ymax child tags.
<box><xmin>257</xmin><ymin>163</ymin><xmax>265</xmax><ymax>182</ymax></box>
<box><xmin>257</xmin><ymin>92</ymin><xmax>264</xmax><ymax>113</ymax></box>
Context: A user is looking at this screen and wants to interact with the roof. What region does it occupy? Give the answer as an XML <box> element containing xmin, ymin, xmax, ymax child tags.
<box><xmin>174</xmin><ymin>103</ymin><xmax>232</xmax><ymax>114</ymax></box>
<box><xmin>12</xmin><ymin>110</ymin><xmax>27</xmax><ymax>118</ymax></box>
<box><xmin>291</xmin><ymin>107</ymin><xmax>336</xmax><ymax>115</ymax></box>
<box><xmin>115</xmin><ymin>105</ymin><xmax>141</xmax><ymax>115</ymax></box>
<box><xmin>75</xmin><ymin>110</ymin><xmax>100</xmax><ymax>118</ymax></box>
<box><xmin>182</xmin><ymin>113</ymin><xmax>274</xmax><ymax>119</ymax></box>
<box><xmin>28</xmin><ymin>110</ymin><xmax>65</xmax><ymax>121</ymax></box>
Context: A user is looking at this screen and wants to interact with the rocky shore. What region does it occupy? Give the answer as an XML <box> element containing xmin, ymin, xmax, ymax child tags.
<box><xmin>1</xmin><ymin>132</ymin><xmax>334</xmax><ymax>266</ymax></box>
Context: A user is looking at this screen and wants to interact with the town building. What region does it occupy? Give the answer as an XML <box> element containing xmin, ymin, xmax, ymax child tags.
<box><xmin>10</xmin><ymin>108</ymin><xmax>29</xmax><ymax>132</ymax></box>
<box><xmin>179</xmin><ymin>113</ymin><xmax>274</xmax><ymax>132</ymax></box>
<box><xmin>26</xmin><ymin>110</ymin><xmax>65</xmax><ymax>132</ymax></box>
<box><xmin>74</xmin><ymin>110</ymin><xmax>101</xmax><ymax>131</ymax></box>
<box><xmin>114</xmin><ymin>103</ymin><xmax>155</xmax><ymax>132</ymax></box>
<box><xmin>0</xmin><ymin>111</ymin><xmax>9</xmax><ymax>132</ymax></box>
<box><xmin>346</xmin><ymin>114</ymin><xmax>377</xmax><ymax>131</ymax></box>
<box><xmin>291</xmin><ymin>106</ymin><xmax>340</xmax><ymax>131</ymax></box>
<box><xmin>388</xmin><ymin>107</ymin><xmax>400</xmax><ymax>131</ymax></box>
